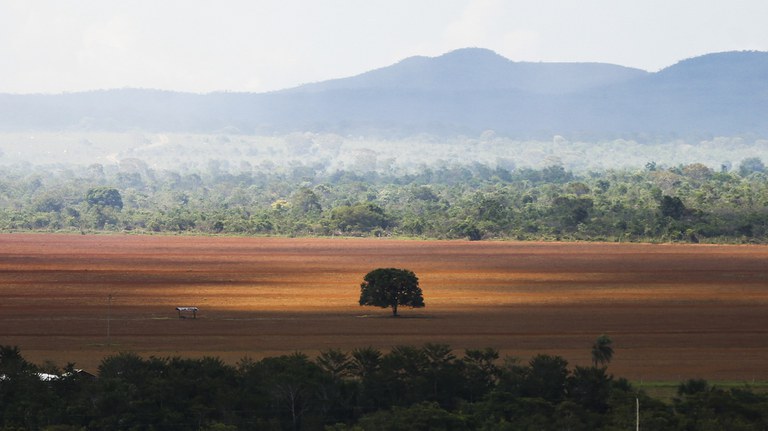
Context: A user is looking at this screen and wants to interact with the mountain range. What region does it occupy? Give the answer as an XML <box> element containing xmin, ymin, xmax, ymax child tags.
<box><xmin>1</xmin><ymin>48</ymin><xmax>767</xmax><ymax>139</ymax></box>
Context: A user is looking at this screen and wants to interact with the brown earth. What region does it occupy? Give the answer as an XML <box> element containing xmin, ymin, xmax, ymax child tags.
<box><xmin>1</xmin><ymin>233</ymin><xmax>767</xmax><ymax>381</ymax></box>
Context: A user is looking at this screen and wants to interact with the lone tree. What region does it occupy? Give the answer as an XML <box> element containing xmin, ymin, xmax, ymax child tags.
<box><xmin>359</xmin><ymin>268</ymin><xmax>424</xmax><ymax>316</ymax></box>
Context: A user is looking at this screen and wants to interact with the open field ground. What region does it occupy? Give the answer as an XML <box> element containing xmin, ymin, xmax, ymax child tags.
<box><xmin>0</xmin><ymin>233</ymin><xmax>767</xmax><ymax>382</ymax></box>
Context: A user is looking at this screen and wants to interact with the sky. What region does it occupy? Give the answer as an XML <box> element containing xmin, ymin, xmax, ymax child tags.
<box><xmin>2</xmin><ymin>0</ymin><xmax>767</xmax><ymax>94</ymax></box>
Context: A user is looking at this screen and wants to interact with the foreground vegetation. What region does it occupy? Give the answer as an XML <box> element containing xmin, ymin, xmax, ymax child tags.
<box><xmin>1</xmin><ymin>344</ymin><xmax>767</xmax><ymax>430</ymax></box>
<box><xmin>0</xmin><ymin>157</ymin><xmax>766</xmax><ymax>243</ymax></box>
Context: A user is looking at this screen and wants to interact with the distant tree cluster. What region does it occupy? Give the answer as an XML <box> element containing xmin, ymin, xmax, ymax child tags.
<box><xmin>0</xmin><ymin>158</ymin><xmax>767</xmax><ymax>243</ymax></box>
<box><xmin>2</xmin><ymin>342</ymin><xmax>767</xmax><ymax>430</ymax></box>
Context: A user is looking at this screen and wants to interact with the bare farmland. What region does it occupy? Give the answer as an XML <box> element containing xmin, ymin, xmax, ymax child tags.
<box><xmin>0</xmin><ymin>234</ymin><xmax>766</xmax><ymax>381</ymax></box>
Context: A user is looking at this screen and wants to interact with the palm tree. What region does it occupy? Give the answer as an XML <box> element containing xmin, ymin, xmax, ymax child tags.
<box><xmin>591</xmin><ymin>334</ymin><xmax>614</xmax><ymax>367</ymax></box>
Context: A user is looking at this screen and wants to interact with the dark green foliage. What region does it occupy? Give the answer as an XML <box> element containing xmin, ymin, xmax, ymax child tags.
<box><xmin>0</xmin><ymin>346</ymin><xmax>48</xmax><ymax>430</ymax></box>
<box><xmin>34</xmin><ymin>193</ymin><xmax>66</xmax><ymax>213</ymax></box>
<box><xmin>470</xmin><ymin>391</ymin><xmax>555</xmax><ymax>429</ymax></box>
<box><xmin>591</xmin><ymin>334</ymin><xmax>614</xmax><ymax>367</ymax></box>
<box><xmin>678</xmin><ymin>378</ymin><xmax>710</xmax><ymax>396</ymax></box>
<box><xmin>92</xmin><ymin>353</ymin><xmax>240</xmax><ymax>430</ymax></box>
<box><xmin>316</xmin><ymin>349</ymin><xmax>352</xmax><ymax>380</ymax></box>
<box><xmin>331</xmin><ymin>203</ymin><xmax>391</xmax><ymax>234</ymax></box>
<box><xmin>359</xmin><ymin>268</ymin><xmax>424</xmax><ymax>316</ymax></box>
<box><xmin>568</xmin><ymin>366</ymin><xmax>612</xmax><ymax>413</ymax></box>
<box><xmin>410</xmin><ymin>185</ymin><xmax>440</xmax><ymax>202</ymax></box>
<box><xmin>85</xmin><ymin>187</ymin><xmax>123</xmax><ymax>210</ymax></box>
<box><xmin>522</xmin><ymin>354</ymin><xmax>569</xmax><ymax>402</ymax></box>
<box><xmin>291</xmin><ymin>187</ymin><xmax>323</xmax><ymax>215</ymax></box>
<box><xmin>349</xmin><ymin>347</ymin><xmax>382</xmax><ymax>380</ymax></box>
<box><xmin>452</xmin><ymin>219</ymin><xmax>483</xmax><ymax>241</ymax></box>
<box><xmin>352</xmin><ymin>401</ymin><xmax>470</xmax><ymax>431</ymax></box>
<box><xmin>674</xmin><ymin>383</ymin><xmax>768</xmax><ymax>430</ymax></box>
<box><xmin>3</xmin><ymin>345</ymin><xmax>768</xmax><ymax>430</ymax></box>
<box><xmin>551</xmin><ymin>196</ymin><xmax>593</xmax><ymax>228</ymax></box>
<box><xmin>660</xmin><ymin>195</ymin><xmax>686</xmax><ymax>220</ymax></box>
<box><xmin>244</xmin><ymin>353</ymin><xmax>333</xmax><ymax>430</ymax></box>
<box><xmin>461</xmin><ymin>348</ymin><xmax>501</xmax><ymax>402</ymax></box>
<box><xmin>83</xmin><ymin>187</ymin><xmax>124</xmax><ymax>229</ymax></box>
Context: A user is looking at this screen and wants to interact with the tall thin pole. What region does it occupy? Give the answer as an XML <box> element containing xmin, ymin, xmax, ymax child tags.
<box><xmin>636</xmin><ymin>397</ymin><xmax>640</xmax><ymax>431</ymax></box>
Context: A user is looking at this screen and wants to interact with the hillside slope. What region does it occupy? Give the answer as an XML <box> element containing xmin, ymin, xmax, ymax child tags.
<box><xmin>1</xmin><ymin>49</ymin><xmax>766</xmax><ymax>138</ymax></box>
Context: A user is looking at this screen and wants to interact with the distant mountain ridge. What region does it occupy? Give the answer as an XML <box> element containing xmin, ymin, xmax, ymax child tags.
<box><xmin>1</xmin><ymin>48</ymin><xmax>767</xmax><ymax>138</ymax></box>
<box><xmin>289</xmin><ymin>48</ymin><xmax>649</xmax><ymax>94</ymax></box>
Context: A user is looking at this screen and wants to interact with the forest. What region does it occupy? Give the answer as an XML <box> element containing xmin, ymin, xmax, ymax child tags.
<box><xmin>0</xmin><ymin>154</ymin><xmax>766</xmax><ymax>243</ymax></box>
<box><xmin>1</xmin><ymin>343</ymin><xmax>766</xmax><ymax>430</ymax></box>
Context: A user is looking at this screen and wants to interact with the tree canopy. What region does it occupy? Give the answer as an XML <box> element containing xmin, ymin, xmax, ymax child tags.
<box><xmin>591</xmin><ymin>334</ymin><xmax>614</xmax><ymax>367</ymax></box>
<box><xmin>1</xmin><ymin>159</ymin><xmax>768</xmax><ymax>243</ymax></box>
<box><xmin>85</xmin><ymin>187</ymin><xmax>123</xmax><ymax>210</ymax></box>
<box><xmin>359</xmin><ymin>268</ymin><xmax>424</xmax><ymax>316</ymax></box>
<box><xmin>3</xmin><ymin>343</ymin><xmax>768</xmax><ymax>430</ymax></box>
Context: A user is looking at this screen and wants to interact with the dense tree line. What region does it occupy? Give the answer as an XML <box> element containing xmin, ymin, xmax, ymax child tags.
<box><xmin>1</xmin><ymin>344</ymin><xmax>767</xmax><ymax>430</ymax></box>
<box><xmin>0</xmin><ymin>158</ymin><xmax>766</xmax><ymax>243</ymax></box>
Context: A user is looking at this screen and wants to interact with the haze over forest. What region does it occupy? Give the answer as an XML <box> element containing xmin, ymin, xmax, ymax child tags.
<box><xmin>0</xmin><ymin>48</ymin><xmax>767</xmax><ymax>174</ymax></box>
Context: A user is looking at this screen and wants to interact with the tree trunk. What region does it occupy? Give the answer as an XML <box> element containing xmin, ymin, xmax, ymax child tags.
<box><xmin>392</xmin><ymin>302</ymin><xmax>398</xmax><ymax>316</ymax></box>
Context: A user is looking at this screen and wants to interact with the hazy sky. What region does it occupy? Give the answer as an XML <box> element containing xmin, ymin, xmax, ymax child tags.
<box><xmin>2</xmin><ymin>0</ymin><xmax>767</xmax><ymax>94</ymax></box>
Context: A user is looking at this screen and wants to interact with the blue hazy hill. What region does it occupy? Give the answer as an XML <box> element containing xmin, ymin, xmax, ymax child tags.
<box><xmin>1</xmin><ymin>48</ymin><xmax>767</xmax><ymax>138</ymax></box>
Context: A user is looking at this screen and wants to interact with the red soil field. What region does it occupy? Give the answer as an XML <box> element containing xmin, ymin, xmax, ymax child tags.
<box><xmin>1</xmin><ymin>233</ymin><xmax>767</xmax><ymax>381</ymax></box>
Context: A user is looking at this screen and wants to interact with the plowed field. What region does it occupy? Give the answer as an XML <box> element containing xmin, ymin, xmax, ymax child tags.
<box><xmin>1</xmin><ymin>233</ymin><xmax>767</xmax><ymax>381</ymax></box>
